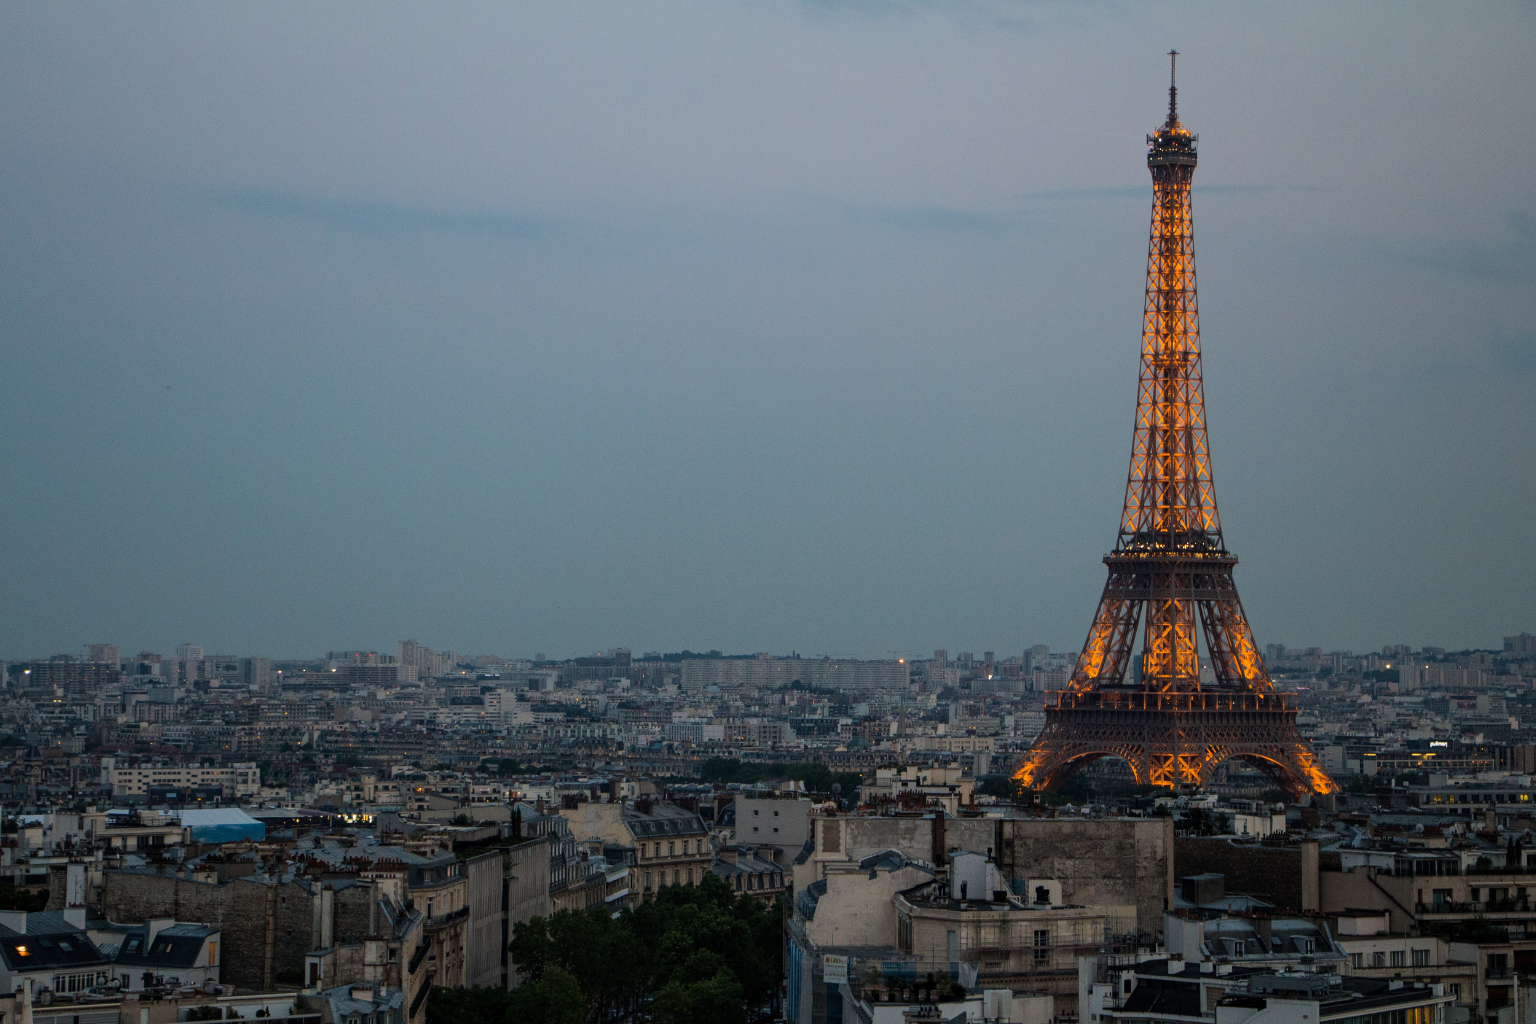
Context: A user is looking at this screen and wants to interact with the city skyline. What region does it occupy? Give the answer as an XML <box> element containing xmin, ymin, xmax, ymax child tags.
<box><xmin>3</xmin><ymin>4</ymin><xmax>1532</xmax><ymax>659</ymax></box>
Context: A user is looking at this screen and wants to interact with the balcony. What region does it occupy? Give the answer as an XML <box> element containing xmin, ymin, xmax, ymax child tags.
<box><xmin>423</xmin><ymin>906</ymin><xmax>470</xmax><ymax>929</ymax></box>
<box><xmin>1045</xmin><ymin>690</ymin><xmax>1292</xmax><ymax>713</ymax></box>
<box><xmin>1416</xmin><ymin>900</ymin><xmax>1531</xmax><ymax>916</ymax></box>
<box><xmin>408</xmin><ymin>939</ymin><xmax>432</xmax><ymax>975</ymax></box>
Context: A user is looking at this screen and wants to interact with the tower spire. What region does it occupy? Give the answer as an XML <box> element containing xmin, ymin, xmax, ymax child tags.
<box><xmin>1167</xmin><ymin>49</ymin><xmax>1179</xmax><ymax>127</ymax></box>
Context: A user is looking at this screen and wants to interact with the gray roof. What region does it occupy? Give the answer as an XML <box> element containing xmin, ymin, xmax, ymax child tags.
<box><xmin>624</xmin><ymin>804</ymin><xmax>707</xmax><ymax>839</ymax></box>
<box><xmin>311</xmin><ymin>983</ymin><xmax>405</xmax><ymax>1021</ymax></box>
<box><xmin>113</xmin><ymin>924</ymin><xmax>215</xmax><ymax>969</ymax></box>
<box><xmin>0</xmin><ymin>915</ymin><xmax>108</xmax><ymax>972</ymax></box>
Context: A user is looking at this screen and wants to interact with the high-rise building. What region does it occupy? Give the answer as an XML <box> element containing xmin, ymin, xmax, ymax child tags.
<box><xmin>85</xmin><ymin>644</ymin><xmax>120</xmax><ymax>666</ymax></box>
<box><xmin>1505</xmin><ymin>633</ymin><xmax>1535</xmax><ymax>657</ymax></box>
<box><xmin>175</xmin><ymin>643</ymin><xmax>204</xmax><ymax>663</ymax></box>
<box><xmin>932</xmin><ymin>650</ymin><xmax>948</xmax><ymax>672</ymax></box>
<box><xmin>240</xmin><ymin>657</ymin><xmax>273</xmax><ymax>689</ymax></box>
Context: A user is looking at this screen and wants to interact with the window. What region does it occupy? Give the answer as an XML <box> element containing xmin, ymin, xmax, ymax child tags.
<box><xmin>1034</xmin><ymin>929</ymin><xmax>1050</xmax><ymax>966</ymax></box>
<box><xmin>1352</xmin><ymin>953</ymin><xmax>1364</xmax><ymax>969</ymax></box>
<box><xmin>1372</xmin><ymin>952</ymin><xmax>1387</xmax><ymax>968</ymax></box>
<box><xmin>668</xmin><ymin>842</ymin><xmax>675</xmax><ymax>856</ymax></box>
<box><xmin>1390</xmin><ymin>950</ymin><xmax>1406</xmax><ymax>968</ymax></box>
<box><xmin>1413</xmin><ymin>948</ymin><xmax>1430</xmax><ymax>967</ymax></box>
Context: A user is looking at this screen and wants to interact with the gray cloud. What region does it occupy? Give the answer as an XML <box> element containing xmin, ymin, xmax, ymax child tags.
<box><xmin>1490</xmin><ymin>331</ymin><xmax>1536</xmax><ymax>374</ymax></box>
<box><xmin>211</xmin><ymin>189</ymin><xmax>550</xmax><ymax>239</ymax></box>
<box><xmin>1399</xmin><ymin>213</ymin><xmax>1536</xmax><ymax>283</ymax></box>
<box><xmin>1</xmin><ymin>2</ymin><xmax>1532</xmax><ymax>658</ymax></box>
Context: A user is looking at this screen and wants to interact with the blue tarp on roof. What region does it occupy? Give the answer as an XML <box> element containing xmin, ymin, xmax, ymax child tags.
<box><xmin>178</xmin><ymin>808</ymin><xmax>265</xmax><ymax>843</ymax></box>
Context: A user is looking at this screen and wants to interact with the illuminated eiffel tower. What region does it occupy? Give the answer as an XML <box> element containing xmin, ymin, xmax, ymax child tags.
<box><xmin>1013</xmin><ymin>54</ymin><xmax>1338</xmax><ymax>801</ymax></box>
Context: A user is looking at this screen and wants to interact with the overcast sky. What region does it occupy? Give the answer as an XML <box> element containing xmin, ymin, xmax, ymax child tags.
<box><xmin>2</xmin><ymin>2</ymin><xmax>1532</xmax><ymax>662</ymax></box>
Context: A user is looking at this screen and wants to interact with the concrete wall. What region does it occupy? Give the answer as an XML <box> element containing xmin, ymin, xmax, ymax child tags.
<box><xmin>805</xmin><ymin>863</ymin><xmax>934</xmax><ymax>949</ymax></box>
<box><xmin>1318</xmin><ymin>868</ymin><xmax>1417</xmax><ymax>934</ymax></box>
<box><xmin>464</xmin><ymin>852</ymin><xmax>505</xmax><ymax>989</ymax></box>
<box><xmin>806</xmin><ymin>815</ymin><xmax>1173</xmax><ymax>940</ymax></box>
<box><xmin>505</xmin><ymin>837</ymin><xmax>551</xmax><ymax>987</ymax></box>
<box><xmin>557</xmin><ymin>802</ymin><xmax>627</xmax><ymax>845</ymax></box>
<box><xmin>101</xmin><ymin>872</ymin><xmax>375</xmax><ymax>990</ymax></box>
<box><xmin>735</xmin><ymin>796</ymin><xmax>812</xmax><ymax>862</ymax></box>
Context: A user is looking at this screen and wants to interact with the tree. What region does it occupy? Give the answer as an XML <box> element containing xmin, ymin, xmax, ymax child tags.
<box><xmin>507</xmin><ymin>969</ymin><xmax>585</xmax><ymax>1024</ymax></box>
<box><xmin>508</xmin><ymin>873</ymin><xmax>782</xmax><ymax>1022</ymax></box>
<box><xmin>976</xmin><ymin>775</ymin><xmax>1024</xmax><ymax>801</ymax></box>
<box><xmin>652</xmin><ymin>970</ymin><xmax>745</xmax><ymax>1024</ymax></box>
<box><xmin>425</xmin><ymin>986</ymin><xmax>514</xmax><ymax>1024</ymax></box>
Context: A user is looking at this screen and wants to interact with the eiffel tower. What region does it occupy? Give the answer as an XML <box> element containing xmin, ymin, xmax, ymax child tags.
<box><xmin>1013</xmin><ymin>54</ymin><xmax>1338</xmax><ymax>802</ymax></box>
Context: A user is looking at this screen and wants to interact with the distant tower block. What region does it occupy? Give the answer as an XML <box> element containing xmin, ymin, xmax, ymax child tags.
<box><xmin>1013</xmin><ymin>54</ymin><xmax>1337</xmax><ymax>802</ymax></box>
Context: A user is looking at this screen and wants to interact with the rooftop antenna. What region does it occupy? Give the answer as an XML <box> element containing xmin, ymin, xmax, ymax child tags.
<box><xmin>1167</xmin><ymin>49</ymin><xmax>1179</xmax><ymax>126</ymax></box>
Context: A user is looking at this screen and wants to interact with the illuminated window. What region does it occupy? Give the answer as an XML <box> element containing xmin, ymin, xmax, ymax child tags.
<box><xmin>15</xmin><ymin>946</ymin><xmax>28</xmax><ymax>957</ymax></box>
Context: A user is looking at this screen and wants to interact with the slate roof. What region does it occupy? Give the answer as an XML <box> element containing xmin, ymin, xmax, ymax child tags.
<box><xmin>0</xmin><ymin>916</ymin><xmax>109</xmax><ymax>972</ymax></box>
<box><xmin>623</xmin><ymin>804</ymin><xmax>707</xmax><ymax>839</ymax></box>
<box><xmin>1122</xmin><ymin>980</ymin><xmax>1203</xmax><ymax>1019</ymax></box>
<box><xmin>311</xmin><ymin>982</ymin><xmax>405</xmax><ymax>1022</ymax></box>
<box><xmin>797</xmin><ymin>879</ymin><xmax>828</xmax><ymax>921</ymax></box>
<box><xmin>711</xmin><ymin>851</ymin><xmax>780</xmax><ymax>879</ymax></box>
<box><xmin>113</xmin><ymin>924</ymin><xmax>215</xmax><ymax>970</ymax></box>
<box><xmin>859</xmin><ymin>850</ymin><xmax>911</xmax><ymax>873</ymax></box>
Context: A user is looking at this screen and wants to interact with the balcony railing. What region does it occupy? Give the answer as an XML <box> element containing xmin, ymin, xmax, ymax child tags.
<box><xmin>409</xmin><ymin>939</ymin><xmax>432</xmax><ymax>975</ymax></box>
<box><xmin>423</xmin><ymin>906</ymin><xmax>470</xmax><ymax>929</ymax></box>
<box><xmin>1416</xmin><ymin>900</ymin><xmax>1531</xmax><ymax>915</ymax></box>
<box><xmin>1045</xmin><ymin>690</ymin><xmax>1293</xmax><ymax>713</ymax></box>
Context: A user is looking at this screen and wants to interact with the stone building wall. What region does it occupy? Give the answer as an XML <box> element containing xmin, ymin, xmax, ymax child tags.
<box><xmin>807</xmin><ymin>815</ymin><xmax>1174</xmax><ymax>940</ymax></box>
<box><xmin>101</xmin><ymin>871</ymin><xmax>381</xmax><ymax>989</ymax></box>
<box><xmin>1174</xmin><ymin>838</ymin><xmax>1302</xmax><ymax>910</ymax></box>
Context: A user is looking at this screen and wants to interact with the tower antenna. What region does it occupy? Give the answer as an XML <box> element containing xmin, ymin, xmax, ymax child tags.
<box><xmin>1167</xmin><ymin>50</ymin><xmax>1179</xmax><ymax>126</ymax></box>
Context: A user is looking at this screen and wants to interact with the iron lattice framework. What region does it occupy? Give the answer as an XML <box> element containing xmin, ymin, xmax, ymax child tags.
<box><xmin>1014</xmin><ymin>54</ymin><xmax>1337</xmax><ymax>802</ymax></box>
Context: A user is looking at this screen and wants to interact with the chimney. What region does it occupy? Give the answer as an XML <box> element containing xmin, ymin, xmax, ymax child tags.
<box><xmin>1301</xmin><ymin>839</ymin><xmax>1320</xmax><ymax>913</ymax></box>
<box><xmin>720</xmin><ymin>848</ymin><xmax>738</xmax><ymax>866</ymax></box>
<box><xmin>1255</xmin><ymin>915</ymin><xmax>1273</xmax><ymax>952</ymax></box>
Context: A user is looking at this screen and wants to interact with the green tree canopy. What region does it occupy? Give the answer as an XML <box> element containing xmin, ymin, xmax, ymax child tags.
<box><xmin>508</xmin><ymin>873</ymin><xmax>782</xmax><ymax>1023</ymax></box>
